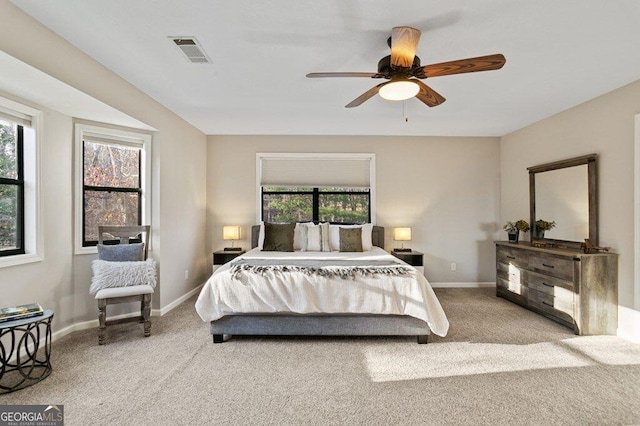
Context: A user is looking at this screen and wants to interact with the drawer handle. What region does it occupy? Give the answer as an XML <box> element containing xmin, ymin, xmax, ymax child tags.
<box><xmin>542</xmin><ymin>282</ymin><xmax>553</xmax><ymax>288</ymax></box>
<box><xmin>506</xmin><ymin>255</ymin><xmax>516</xmax><ymax>260</ymax></box>
<box><xmin>542</xmin><ymin>263</ymin><xmax>555</xmax><ymax>269</ymax></box>
<box><xmin>542</xmin><ymin>301</ymin><xmax>554</xmax><ymax>307</ymax></box>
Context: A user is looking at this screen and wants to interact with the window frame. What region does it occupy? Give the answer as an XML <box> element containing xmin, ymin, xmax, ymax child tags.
<box><xmin>261</xmin><ymin>187</ymin><xmax>372</xmax><ymax>224</ymax></box>
<box><xmin>256</xmin><ymin>153</ymin><xmax>376</xmax><ymax>224</ymax></box>
<box><xmin>0</xmin><ymin>123</ymin><xmax>25</xmax><ymax>257</ymax></box>
<box><xmin>74</xmin><ymin>123</ymin><xmax>151</xmax><ymax>255</ymax></box>
<box><xmin>0</xmin><ymin>97</ymin><xmax>42</xmax><ymax>269</ymax></box>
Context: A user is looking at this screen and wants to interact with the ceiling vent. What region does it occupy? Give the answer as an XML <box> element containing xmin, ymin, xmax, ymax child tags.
<box><xmin>169</xmin><ymin>37</ymin><xmax>212</xmax><ymax>64</ymax></box>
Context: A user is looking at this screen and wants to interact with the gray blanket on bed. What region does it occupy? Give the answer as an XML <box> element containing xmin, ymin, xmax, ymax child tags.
<box><xmin>229</xmin><ymin>258</ymin><xmax>412</xmax><ymax>280</ymax></box>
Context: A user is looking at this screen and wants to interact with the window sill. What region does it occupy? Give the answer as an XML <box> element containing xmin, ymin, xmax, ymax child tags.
<box><xmin>0</xmin><ymin>253</ymin><xmax>43</xmax><ymax>269</ymax></box>
<box><xmin>75</xmin><ymin>246</ymin><xmax>98</xmax><ymax>256</ymax></box>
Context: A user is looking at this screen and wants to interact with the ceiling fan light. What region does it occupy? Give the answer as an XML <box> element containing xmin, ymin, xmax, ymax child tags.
<box><xmin>379</xmin><ymin>80</ymin><xmax>420</xmax><ymax>101</ymax></box>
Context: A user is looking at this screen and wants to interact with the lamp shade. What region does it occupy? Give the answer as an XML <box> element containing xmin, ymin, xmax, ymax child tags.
<box><xmin>223</xmin><ymin>226</ymin><xmax>241</xmax><ymax>240</ymax></box>
<box><xmin>379</xmin><ymin>80</ymin><xmax>420</xmax><ymax>101</ymax></box>
<box><xmin>394</xmin><ymin>227</ymin><xmax>412</xmax><ymax>241</ymax></box>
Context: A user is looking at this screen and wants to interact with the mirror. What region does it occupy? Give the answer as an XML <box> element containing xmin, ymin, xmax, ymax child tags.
<box><xmin>528</xmin><ymin>154</ymin><xmax>598</xmax><ymax>248</ymax></box>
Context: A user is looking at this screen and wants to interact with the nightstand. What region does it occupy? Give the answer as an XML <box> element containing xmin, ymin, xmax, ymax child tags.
<box><xmin>213</xmin><ymin>250</ymin><xmax>245</xmax><ymax>266</ymax></box>
<box><xmin>212</xmin><ymin>250</ymin><xmax>245</xmax><ymax>273</ymax></box>
<box><xmin>391</xmin><ymin>250</ymin><xmax>424</xmax><ymax>275</ymax></box>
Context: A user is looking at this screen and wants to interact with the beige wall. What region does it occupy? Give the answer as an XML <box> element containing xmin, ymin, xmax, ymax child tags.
<box><xmin>207</xmin><ymin>135</ymin><xmax>501</xmax><ymax>283</ymax></box>
<box><xmin>501</xmin><ymin>78</ymin><xmax>640</xmax><ymax>338</ymax></box>
<box><xmin>0</xmin><ymin>1</ymin><xmax>208</xmax><ymax>331</ymax></box>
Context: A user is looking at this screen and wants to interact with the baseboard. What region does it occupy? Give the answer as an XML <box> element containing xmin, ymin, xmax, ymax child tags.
<box><xmin>154</xmin><ymin>283</ymin><xmax>203</xmax><ymax>316</ymax></box>
<box><xmin>49</xmin><ymin>283</ymin><xmax>205</xmax><ymax>344</ymax></box>
<box><xmin>430</xmin><ymin>282</ymin><xmax>496</xmax><ymax>288</ymax></box>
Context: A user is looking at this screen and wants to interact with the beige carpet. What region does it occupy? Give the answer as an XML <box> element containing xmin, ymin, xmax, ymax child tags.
<box><xmin>2</xmin><ymin>288</ymin><xmax>640</xmax><ymax>425</ymax></box>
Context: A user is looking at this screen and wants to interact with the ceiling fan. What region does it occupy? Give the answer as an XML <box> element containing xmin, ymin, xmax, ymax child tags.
<box><xmin>306</xmin><ymin>26</ymin><xmax>506</xmax><ymax>108</ymax></box>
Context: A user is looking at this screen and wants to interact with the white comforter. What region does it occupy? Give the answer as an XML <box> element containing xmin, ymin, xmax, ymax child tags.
<box><xmin>195</xmin><ymin>247</ymin><xmax>449</xmax><ymax>336</ymax></box>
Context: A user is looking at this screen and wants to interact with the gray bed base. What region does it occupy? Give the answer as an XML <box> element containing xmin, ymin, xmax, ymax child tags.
<box><xmin>210</xmin><ymin>314</ymin><xmax>430</xmax><ymax>344</ymax></box>
<box><xmin>209</xmin><ymin>224</ymin><xmax>430</xmax><ymax>344</ymax></box>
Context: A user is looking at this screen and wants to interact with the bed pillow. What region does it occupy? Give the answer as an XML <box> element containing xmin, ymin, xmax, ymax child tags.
<box><xmin>90</xmin><ymin>258</ymin><xmax>157</xmax><ymax>295</ymax></box>
<box><xmin>293</xmin><ymin>222</ymin><xmax>312</xmax><ymax>251</ymax></box>
<box><xmin>262</xmin><ymin>222</ymin><xmax>295</xmax><ymax>252</ymax></box>
<box><xmin>329</xmin><ymin>223</ymin><xmax>373</xmax><ymax>251</ymax></box>
<box><xmin>257</xmin><ymin>222</ymin><xmax>265</xmax><ymax>249</ymax></box>
<box><xmin>97</xmin><ymin>243</ymin><xmax>144</xmax><ymax>262</ymax></box>
<box><xmin>305</xmin><ymin>223</ymin><xmax>330</xmax><ymax>252</ymax></box>
<box><xmin>339</xmin><ymin>227</ymin><xmax>363</xmax><ymax>252</ymax></box>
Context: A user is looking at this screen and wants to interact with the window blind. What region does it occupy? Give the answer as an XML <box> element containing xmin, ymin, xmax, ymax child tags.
<box><xmin>260</xmin><ymin>156</ymin><xmax>371</xmax><ymax>187</ymax></box>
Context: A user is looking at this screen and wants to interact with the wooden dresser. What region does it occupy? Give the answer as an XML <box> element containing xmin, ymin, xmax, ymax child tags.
<box><xmin>495</xmin><ymin>241</ymin><xmax>618</xmax><ymax>335</ymax></box>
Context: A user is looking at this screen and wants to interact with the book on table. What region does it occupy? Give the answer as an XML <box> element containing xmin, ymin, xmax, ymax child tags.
<box><xmin>0</xmin><ymin>303</ymin><xmax>44</xmax><ymax>323</ymax></box>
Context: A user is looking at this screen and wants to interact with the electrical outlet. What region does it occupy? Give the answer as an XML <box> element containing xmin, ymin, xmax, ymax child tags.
<box><xmin>450</xmin><ymin>262</ymin><xmax>457</xmax><ymax>271</ymax></box>
<box><xmin>184</xmin><ymin>269</ymin><xmax>189</xmax><ymax>280</ymax></box>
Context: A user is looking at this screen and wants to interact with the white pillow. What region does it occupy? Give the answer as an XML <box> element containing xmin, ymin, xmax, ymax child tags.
<box><xmin>304</xmin><ymin>223</ymin><xmax>331</xmax><ymax>251</ymax></box>
<box><xmin>329</xmin><ymin>223</ymin><xmax>373</xmax><ymax>251</ymax></box>
<box><xmin>320</xmin><ymin>222</ymin><xmax>330</xmax><ymax>252</ymax></box>
<box><xmin>293</xmin><ymin>222</ymin><xmax>312</xmax><ymax>251</ymax></box>
<box><xmin>90</xmin><ymin>258</ymin><xmax>157</xmax><ymax>295</ymax></box>
<box><xmin>258</xmin><ymin>222</ymin><xmax>265</xmax><ymax>249</ymax></box>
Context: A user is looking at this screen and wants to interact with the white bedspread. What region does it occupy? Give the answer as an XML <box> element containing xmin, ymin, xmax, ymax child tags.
<box><xmin>195</xmin><ymin>247</ymin><xmax>449</xmax><ymax>337</ymax></box>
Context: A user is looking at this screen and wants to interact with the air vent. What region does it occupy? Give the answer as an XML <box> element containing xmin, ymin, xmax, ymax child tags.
<box><xmin>169</xmin><ymin>37</ymin><xmax>212</xmax><ymax>64</ymax></box>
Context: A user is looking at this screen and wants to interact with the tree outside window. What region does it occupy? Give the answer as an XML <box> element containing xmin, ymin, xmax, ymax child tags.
<box><xmin>0</xmin><ymin>119</ymin><xmax>24</xmax><ymax>256</ymax></box>
<box><xmin>83</xmin><ymin>141</ymin><xmax>141</xmax><ymax>245</ymax></box>
<box><xmin>262</xmin><ymin>186</ymin><xmax>370</xmax><ymax>224</ymax></box>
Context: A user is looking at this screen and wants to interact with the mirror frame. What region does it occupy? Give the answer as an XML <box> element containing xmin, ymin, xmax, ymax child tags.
<box><xmin>528</xmin><ymin>154</ymin><xmax>598</xmax><ymax>249</ymax></box>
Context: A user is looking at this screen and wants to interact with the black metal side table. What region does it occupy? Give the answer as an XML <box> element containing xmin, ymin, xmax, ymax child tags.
<box><xmin>0</xmin><ymin>310</ymin><xmax>53</xmax><ymax>393</ymax></box>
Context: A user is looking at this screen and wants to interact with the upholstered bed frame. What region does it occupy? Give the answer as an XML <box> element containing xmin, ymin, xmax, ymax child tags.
<box><xmin>209</xmin><ymin>225</ymin><xmax>430</xmax><ymax>344</ymax></box>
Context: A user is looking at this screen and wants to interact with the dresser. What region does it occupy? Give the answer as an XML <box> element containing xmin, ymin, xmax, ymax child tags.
<box><xmin>495</xmin><ymin>241</ymin><xmax>618</xmax><ymax>335</ymax></box>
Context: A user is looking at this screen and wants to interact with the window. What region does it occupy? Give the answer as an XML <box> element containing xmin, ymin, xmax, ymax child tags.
<box><xmin>262</xmin><ymin>187</ymin><xmax>371</xmax><ymax>223</ymax></box>
<box><xmin>257</xmin><ymin>154</ymin><xmax>375</xmax><ymax>224</ymax></box>
<box><xmin>0</xmin><ymin>97</ymin><xmax>40</xmax><ymax>267</ymax></box>
<box><xmin>0</xmin><ymin>120</ymin><xmax>24</xmax><ymax>256</ymax></box>
<box><xmin>75</xmin><ymin>124</ymin><xmax>151</xmax><ymax>253</ymax></box>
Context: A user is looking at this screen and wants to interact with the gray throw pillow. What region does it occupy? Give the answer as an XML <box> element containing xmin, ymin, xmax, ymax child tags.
<box><xmin>340</xmin><ymin>227</ymin><xmax>363</xmax><ymax>252</ymax></box>
<box><xmin>97</xmin><ymin>243</ymin><xmax>144</xmax><ymax>261</ymax></box>
<box><xmin>262</xmin><ymin>223</ymin><xmax>295</xmax><ymax>252</ymax></box>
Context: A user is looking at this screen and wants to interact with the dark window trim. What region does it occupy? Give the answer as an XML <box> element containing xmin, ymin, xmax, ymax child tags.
<box><xmin>261</xmin><ymin>187</ymin><xmax>371</xmax><ymax>224</ymax></box>
<box><xmin>0</xmin><ymin>124</ymin><xmax>25</xmax><ymax>257</ymax></box>
<box><xmin>82</xmin><ymin>140</ymin><xmax>142</xmax><ymax>247</ymax></box>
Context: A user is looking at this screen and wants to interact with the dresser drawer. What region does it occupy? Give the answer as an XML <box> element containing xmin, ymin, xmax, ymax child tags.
<box><xmin>528</xmin><ymin>254</ymin><xmax>575</xmax><ymax>281</ymax></box>
<box><xmin>496</xmin><ymin>262</ymin><xmax>525</xmax><ymax>284</ymax></box>
<box><xmin>497</xmin><ymin>247</ymin><xmax>528</xmax><ymax>268</ymax></box>
<box><xmin>527</xmin><ymin>270</ymin><xmax>574</xmax><ymax>293</ymax></box>
<box><xmin>497</xmin><ymin>277</ymin><xmax>527</xmax><ymax>297</ymax></box>
<box><xmin>528</xmin><ymin>288</ymin><xmax>574</xmax><ymax>324</ymax></box>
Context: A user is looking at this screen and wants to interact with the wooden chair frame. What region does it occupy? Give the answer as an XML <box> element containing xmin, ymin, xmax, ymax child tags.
<box><xmin>96</xmin><ymin>225</ymin><xmax>152</xmax><ymax>345</ymax></box>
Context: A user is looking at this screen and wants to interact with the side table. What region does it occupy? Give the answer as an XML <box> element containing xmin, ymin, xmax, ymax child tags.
<box><xmin>212</xmin><ymin>250</ymin><xmax>246</xmax><ymax>273</ymax></box>
<box><xmin>0</xmin><ymin>310</ymin><xmax>53</xmax><ymax>393</ymax></box>
<box><xmin>391</xmin><ymin>250</ymin><xmax>424</xmax><ymax>275</ymax></box>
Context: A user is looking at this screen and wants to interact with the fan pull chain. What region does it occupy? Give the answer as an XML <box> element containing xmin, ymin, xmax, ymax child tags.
<box><xmin>403</xmin><ymin>100</ymin><xmax>409</xmax><ymax>122</ymax></box>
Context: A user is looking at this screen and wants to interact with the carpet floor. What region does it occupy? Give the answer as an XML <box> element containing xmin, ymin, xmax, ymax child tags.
<box><xmin>2</xmin><ymin>288</ymin><xmax>639</xmax><ymax>425</ymax></box>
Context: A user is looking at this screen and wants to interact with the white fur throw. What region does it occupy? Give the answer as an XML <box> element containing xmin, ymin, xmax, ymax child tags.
<box><xmin>90</xmin><ymin>258</ymin><xmax>157</xmax><ymax>295</ymax></box>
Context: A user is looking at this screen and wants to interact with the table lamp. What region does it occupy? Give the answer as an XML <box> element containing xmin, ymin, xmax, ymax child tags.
<box><xmin>393</xmin><ymin>227</ymin><xmax>412</xmax><ymax>252</ymax></box>
<box><xmin>223</xmin><ymin>225</ymin><xmax>242</xmax><ymax>251</ymax></box>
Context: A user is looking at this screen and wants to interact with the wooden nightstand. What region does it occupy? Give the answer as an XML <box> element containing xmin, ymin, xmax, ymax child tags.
<box><xmin>391</xmin><ymin>250</ymin><xmax>424</xmax><ymax>275</ymax></box>
<box><xmin>212</xmin><ymin>250</ymin><xmax>245</xmax><ymax>274</ymax></box>
<box><xmin>213</xmin><ymin>250</ymin><xmax>245</xmax><ymax>266</ymax></box>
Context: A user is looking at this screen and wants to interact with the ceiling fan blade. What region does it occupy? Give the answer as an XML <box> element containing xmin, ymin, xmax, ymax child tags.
<box><xmin>414</xmin><ymin>80</ymin><xmax>446</xmax><ymax>107</ymax></box>
<box><xmin>391</xmin><ymin>26</ymin><xmax>421</xmax><ymax>68</ymax></box>
<box><xmin>345</xmin><ymin>82</ymin><xmax>387</xmax><ymax>108</ymax></box>
<box><xmin>306</xmin><ymin>72</ymin><xmax>376</xmax><ymax>78</ymax></box>
<box><xmin>421</xmin><ymin>54</ymin><xmax>506</xmax><ymax>78</ymax></box>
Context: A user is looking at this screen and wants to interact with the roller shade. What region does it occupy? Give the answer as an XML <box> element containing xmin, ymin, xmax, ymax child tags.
<box><xmin>260</xmin><ymin>156</ymin><xmax>372</xmax><ymax>187</ymax></box>
<box><xmin>0</xmin><ymin>105</ymin><xmax>32</xmax><ymax>128</ymax></box>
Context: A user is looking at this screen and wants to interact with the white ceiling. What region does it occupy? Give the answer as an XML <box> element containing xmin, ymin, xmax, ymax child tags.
<box><xmin>9</xmin><ymin>1</ymin><xmax>640</xmax><ymax>137</ymax></box>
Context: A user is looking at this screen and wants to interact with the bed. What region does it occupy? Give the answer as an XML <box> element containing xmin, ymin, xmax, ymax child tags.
<box><xmin>195</xmin><ymin>225</ymin><xmax>449</xmax><ymax>344</ymax></box>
